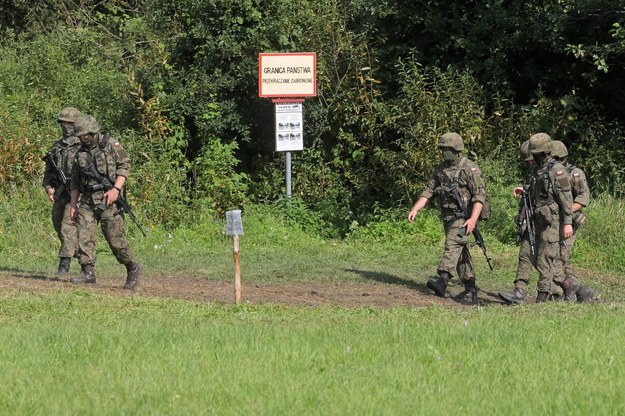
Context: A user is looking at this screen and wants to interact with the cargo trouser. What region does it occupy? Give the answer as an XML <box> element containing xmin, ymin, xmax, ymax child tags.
<box><xmin>51</xmin><ymin>191</ymin><xmax>79</xmax><ymax>259</ymax></box>
<box><xmin>532</xmin><ymin>220</ymin><xmax>565</xmax><ymax>293</ymax></box>
<box><xmin>437</xmin><ymin>218</ymin><xmax>475</xmax><ymax>284</ymax></box>
<box><xmin>554</xmin><ymin>231</ymin><xmax>579</xmax><ymax>286</ymax></box>
<box><xmin>514</xmin><ymin>234</ymin><xmax>534</xmax><ymax>290</ymax></box>
<box><xmin>76</xmin><ymin>198</ymin><xmax>135</xmax><ymax>267</ymax></box>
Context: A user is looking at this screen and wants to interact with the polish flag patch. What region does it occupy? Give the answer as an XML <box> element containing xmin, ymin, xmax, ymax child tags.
<box><xmin>556</xmin><ymin>170</ymin><xmax>563</xmax><ymax>176</ymax></box>
<box><xmin>114</xmin><ymin>142</ymin><xmax>121</xmax><ymax>147</ymax></box>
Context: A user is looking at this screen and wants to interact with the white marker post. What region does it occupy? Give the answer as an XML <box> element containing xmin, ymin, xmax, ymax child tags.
<box><xmin>226</xmin><ymin>210</ymin><xmax>244</xmax><ymax>304</ymax></box>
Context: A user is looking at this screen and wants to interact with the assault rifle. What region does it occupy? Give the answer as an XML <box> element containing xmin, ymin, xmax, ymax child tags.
<box><xmin>516</xmin><ymin>189</ymin><xmax>536</xmax><ymax>256</ymax></box>
<box><xmin>87</xmin><ymin>164</ymin><xmax>147</xmax><ymax>237</ymax></box>
<box><xmin>451</xmin><ymin>188</ymin><xmax>494</xmax><ymax>271</ymax></box>
<box><xmin>42</xmin><ymin>152</ymin><xmax>70</xmax><ymax>195</ymax></box>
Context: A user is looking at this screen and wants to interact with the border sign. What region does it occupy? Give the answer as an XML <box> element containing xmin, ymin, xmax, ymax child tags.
<box><xmin>259</xmin><ymin>52</ymin><xmax>317</xmax><ymax>98</ymax></box>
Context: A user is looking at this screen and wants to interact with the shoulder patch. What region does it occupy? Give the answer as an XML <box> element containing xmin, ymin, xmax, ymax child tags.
<box><xmin>573</xmin><ymin>172</ymin><xmax>579</xmax><ymax>177</ymax></box>
<box><xmin>556</xmin><ymin>170</ymin><xmax>564</xmax><ymax>176</ymax></box>
<box><xmin>114</xmin><ymin>142</ymin><xmax>121</xmax><ymax>147</ymax></box>
<box><xmin>470</xmin><ymin>167</ymin><xmax>480</xmax><ymax>173</ymax></box>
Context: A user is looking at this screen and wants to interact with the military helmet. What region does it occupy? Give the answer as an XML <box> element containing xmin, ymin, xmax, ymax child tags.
<box><xmin>550</xmin><ymin>140</ymin><xmax>568</xmax><ymax>159</ymax></box>
<box><xmin>528</xmin><ymin>132</ymin><xmax>552</xmax><ymax>154</ymax></box>
<box><xmin>57</xmin><ymin>107</ymin><xmax>81</xmax><ymax>123</ymax></box>
<box><xmin>438</xmin><ymin>132</ymin><xmax>465</xmax><ymax>152</ymax></box>
<box><xmin>73</xmin><ymin>115</ymin><xmax>100</xmax><ymax>136</ymax></box>
<box><xmin>520</xmin><ymin>140</ymin><xmax>533</xmax><ymax>161</ymax></box>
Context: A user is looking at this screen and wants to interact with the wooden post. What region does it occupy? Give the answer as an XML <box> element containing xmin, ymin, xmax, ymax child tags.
<box><xmin>233</xmin><ymin>234</ymin><xmax>241</xmax><ymax>305</ymax></box>
<box><xmin>226</xmin><ymin>210</ymin><xmax>243</xmax><ymax>305</ymax></box>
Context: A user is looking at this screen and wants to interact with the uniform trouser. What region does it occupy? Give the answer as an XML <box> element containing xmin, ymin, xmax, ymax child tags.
<box><xmin>514</xmin><ymin>235</ymin><xmax>534</xmax><ymax>290</ymax></box>
<box><xmin>437</xmin><ymin>218</ymin><xmax>475</xmax><ymax>284</ymax></box>
<box><xmin>51</xmin><ymin>193</ymin><xmax>79</xmax><ymax>258</ymax></box>
<box><xmin>554</xmin><ymin>231</ymin><xmax>579</xmax><ymax>285</ymax></box>
<box><xmin>77</xmin><ymin>199</ymin><xmax>135</xmax><ymax>267</ymax></box>
<box><xmin>532</xmin><ymin>222</ymin><xmax>566</xmax><ymax>293</ymax></box>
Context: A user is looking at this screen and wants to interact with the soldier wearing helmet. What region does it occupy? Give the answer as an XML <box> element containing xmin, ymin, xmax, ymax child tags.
<box><xmin>500</xmin><ymin>139</ymin><xmax>547</xmax><ymax>304</ymax></box>
<box><xmin>505</xmin><ymin>132</ymin><xmax>576</xmax><ymax>303</ymax></box>
<box><xmin>69</xmin><ymin>114</ymin><xmax>142</xmax><ymax>290</ymax></box>
<box><xmin>42</xmin><ymin>106</ymin><xmax>82</xmax><ymax>276</ymax></box>
<box><xmin>408</xmin><ymin>132</ymin><xmax>488</xmax><ymax>304</ymax></box>
<box><xmin>550</xmin><ymin>141</ymin><xmax>594</xmax><ymax>302</ymax></box>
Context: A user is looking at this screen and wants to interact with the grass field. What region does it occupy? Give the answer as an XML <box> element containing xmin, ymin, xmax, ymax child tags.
<box><xmin>1</xmin><ymin>293</ymin><xmax>625</xmax><ymax>415</ymax></box>
<box><xmin>2</xmin><ymin>188</ymin><xmax>625</xmax><ymax>415</ymax></box>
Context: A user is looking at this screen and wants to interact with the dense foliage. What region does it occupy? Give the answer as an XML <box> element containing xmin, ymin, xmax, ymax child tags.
<box><xmin>1</xmin><ymin>0</ymin><xmax>623</xmax><ymax>235</ymax></box>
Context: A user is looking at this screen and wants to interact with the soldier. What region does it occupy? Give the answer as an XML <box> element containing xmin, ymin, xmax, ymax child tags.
<box><xmin>69</xmin><ymin>115</ymin><xmax>142</xmax><ymax>290</ymax></box>
<box><xmin>42</xmin><ymin>107</ymin><xmax>82</xmax><ymax>276</ymax></box>
<box><xmin>408</xmin><ymin>132</ymin><xmax>487</xmax><ymax>304</ymax></box>
<box><xmin>550</xmin><ymin>140</ymin><xmax>594</xmax><ymax>302</ymax></box>
<box><xmin>523</xmin><ymin>133</ymin><xmax>577</xmax><ymax>302</ymax></box>
<box><xmin>498</xmin><ymin>140</ymin><xmax>537</xmax><ymax>304</ymax></box>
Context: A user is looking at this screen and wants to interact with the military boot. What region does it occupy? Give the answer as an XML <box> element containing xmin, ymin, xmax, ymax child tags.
<box><xmin>56</xmin><ymin>257</ymin><xmax>71</xmax><ymax>275</ymax></box>
<box><xmin>559</xmin><ymin>278</ymin><xmax>580</xmax><ymax>302</ymax></box>
<box><xmin>426</xmin><ymin>273</ymin><xmax>450</xmax><ymax>298</ymax></box>
<box><xmin>535</xmin><ymin>291</ymin><xmax>549</xmax><ymax>303</ymax></box>
<box><xmin>453</xmin><ymin>281</ymin><xmax>478</xmax><ymax>304</ymax></box>
<box><xmin>123</xmin><ymin>262</ymin><xmax>142</xmax><ymax>290</ymax></box>
<box><xmin>498</xmin><ymin>287</ymin><xmax>527</xmax><ymax>305</ymax></box>
<box><xmin>576</xmin><ymin>285</ymin><xmax>594</xmax><ymax>303</ymax></box>
<box><xmin>70</xmin><ymin>264</ymin><xmax>96</xmax><ymax>284</ymax></box>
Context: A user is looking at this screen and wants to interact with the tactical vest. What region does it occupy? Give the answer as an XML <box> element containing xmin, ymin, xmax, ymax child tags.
<box><xmin>76</xmin><ymin>134</ymin><xmax>117</xmax><ymax>194</ymax></box>
<box><xmin>435</xmin><ymin>157</ymin><xmax>490</xmax><ymax>221</ymax></box>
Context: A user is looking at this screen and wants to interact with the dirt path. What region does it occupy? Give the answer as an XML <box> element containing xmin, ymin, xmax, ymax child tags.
<box><xmin>0</xmin><ymin>270</ymin><xmax>511</xmax><ymax>308</ymax></box>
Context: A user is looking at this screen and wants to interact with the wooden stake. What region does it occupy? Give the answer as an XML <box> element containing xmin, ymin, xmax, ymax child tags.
<box><xmin>233</xmin><ymin>234</ymin><xmax>241</xmax><ymax>304</ymax></box>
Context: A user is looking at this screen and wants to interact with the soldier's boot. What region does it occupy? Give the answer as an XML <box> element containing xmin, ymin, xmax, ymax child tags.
<box><xmin>427</xmin><ymin>273</ymin><xmax>450</xmax><ymax>298</ymax></box>
<box><xmin>559</xmin><ymin>278</ymin><xmax>580</xmax><ymax>302</ymax></box>
<box><xmin>70</xmin><ymin>264</ymin><xmax>96</xmax><ymax>284</ymax></box>
<box><xmin>535</xmin><ymin>291</ymin><xmax>549</xmax><ymax>303</ymax></box>
<box><xmin>56</xmin><ymin>257</ymin><xmax>71</xmax><ymax>275</ymax></box>
<box><xmin>549</xmin><ymin>284</ymin><xmax>564</xmax><ymax>301</ymax></box>
<box><xmin>498</xmin><ymin>287</ymin><xmax>527</xmax><ymax>305</ymax></box>
<box><xmin>123</xmin><ymin>262</ymin><xmax>142</xmax><ymax>290</ymax></box>
<box><xmin>576</xmin><ymin>285</ymin><xmax>595</xmax><ymax>303</ymax></box>
<box><xmin>453</xmin><ymin>280</ymin><xmax>478</xmax><ymax>304</ymax></box>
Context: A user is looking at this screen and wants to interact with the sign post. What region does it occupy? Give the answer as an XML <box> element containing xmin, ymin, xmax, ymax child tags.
<box><xmin>259</xmin><ymin>52</ymin><xmax>316</xmax><ymax>198</ymax></box>
<box><xmin>225</xmin><ymin>210</ymin><xmax>244</xmax><ymax>304</ymax></box>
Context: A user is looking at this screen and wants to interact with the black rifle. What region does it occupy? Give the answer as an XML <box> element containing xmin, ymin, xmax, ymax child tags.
<box><xmin>42</xmin><ymin>152</ymin><xmax>70</xmax><ymax>195</ymax></box>
<box><xmin>87</xmin><ymin>164</ymin><xmax>147</xmax><ymax>237</ymax></box>
<box><xmin>517</xmin><ymin>189</ymin><xmax>536</xmax><ymax>256</ymax></box>
<box><xmin>451</xmin><ymin>189</ymin><xmax>494</xmax><ymax>271</ymax></box>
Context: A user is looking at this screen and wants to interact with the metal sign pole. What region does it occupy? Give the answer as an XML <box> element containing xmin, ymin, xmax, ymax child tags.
<box><xmin>286</xmin><ymin>151</ymin><xmax>292</xmax><ymax>198</ymax></box>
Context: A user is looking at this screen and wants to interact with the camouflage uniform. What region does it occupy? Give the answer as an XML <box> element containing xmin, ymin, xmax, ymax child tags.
<box><xmin>421</xmin><ymin>158</ymin><xmax>486</xmax><ymax>280</ymax></box>
<box><xmin>527</xmin><ymin>150</ymin><xmax>574</xmax><ymax>300</ymax></box>
<box><xmin>42</xmin><ymin>107</ymin><xmax>82</xmax><ymax>274</ymax></box>
<box><xmin>552</xmin><ymin>141</ymin><xmax>594</xmax><ymax>302</ymax></box>
<box><xmin>413</xmin><ymin>133</ymin><xmax>487</xmax><ymax>303</ymax></box>
<box><xmin>70</xmin><ymin>115</ymin><xmax>141</xmax><ymax>289</ymax></box>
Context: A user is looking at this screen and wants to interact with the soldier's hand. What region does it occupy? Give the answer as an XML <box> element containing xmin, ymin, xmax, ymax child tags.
<box><xmin>512</xmin><ymin>186</ymin><xmax>523</xmax><ymax>199</ymax></box>
<box><xmin>563</xmin><ymin>224</ymin><xmax>573</xmax><ymax>239</ymax></box>
<box><xmin>104</xmin><ymin>188</ymin><xmax>120</xmax><ymax>207</ymax></box>
<box><xmin>70</xmin><ymin>207</ymin><xmax>78</xmax><ymax>223</ymax></box>
<box><xmin>408</xmin><ymin>208</ymin><xmax>419</xmax><ymax>223</ymax></box>
<box><xmin>463</xmin><ymin>217</ymin><xmax>477</xmax><ymax>235</ymax></box>
<box><xmin>47</xmin><ymin>188</ymin><xmax>55</xmax><ymax>204</ymax></box>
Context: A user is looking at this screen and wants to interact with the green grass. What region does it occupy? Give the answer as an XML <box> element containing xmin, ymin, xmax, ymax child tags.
<box><xmin>2</xmin><ymin>184</ymin><xmax>625</xmax><ymax>414</ymax></box>
<box><xmin>1</xmin><ymin>293</ymin><xmax>625</xmax><ymax>415</ymax></box>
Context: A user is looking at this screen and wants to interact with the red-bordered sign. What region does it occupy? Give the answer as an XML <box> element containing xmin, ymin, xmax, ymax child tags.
<box><xmin>259</xmin><ymin>52</ymin><xmax>317</xmax><ymax>98</ymax></box>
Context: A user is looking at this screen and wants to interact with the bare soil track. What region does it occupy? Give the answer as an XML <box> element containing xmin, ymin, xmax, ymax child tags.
<box><xmin>0</xmin><ymin>269</ymin><xmax>517</xmax><ymax>308</ymax></box>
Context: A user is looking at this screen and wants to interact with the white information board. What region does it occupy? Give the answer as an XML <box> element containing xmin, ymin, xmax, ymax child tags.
<box><xmin>275</xmin><ymin>103</ymin><xmax>304</xmax><ymax>152</ymax></box>
<box><xmin>225</xmin><ymin>210</ymin><xmax>244</xmax><ymax>236</ymax></box>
